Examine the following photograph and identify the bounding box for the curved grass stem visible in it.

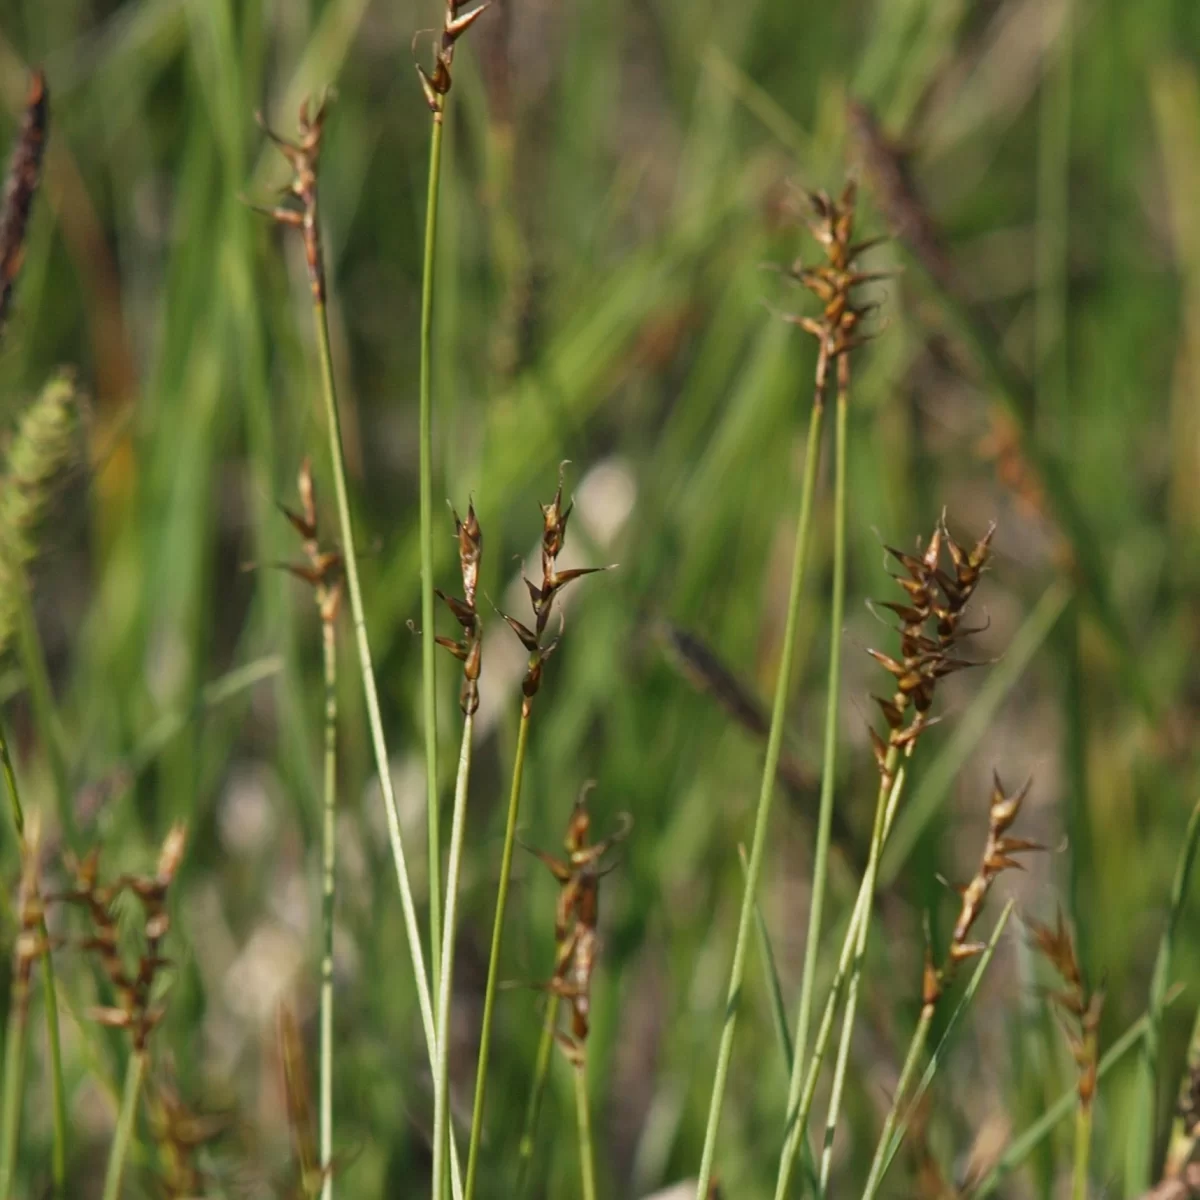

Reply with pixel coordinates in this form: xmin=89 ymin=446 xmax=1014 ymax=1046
xmin=433 ymin=710 xmax=475 ymax=1200
xmin=465 ymin=708 xmax=532 ymax=1199
xmin=516 ymin=992 xmax=560 ymax=1195
xmin=694 ymin=387 xmax=827 ymax=1199
xmin=0 ymin=974 xmax=29 ymax=1196
xmin=420 ymin=112 xmax=445 ymax=1010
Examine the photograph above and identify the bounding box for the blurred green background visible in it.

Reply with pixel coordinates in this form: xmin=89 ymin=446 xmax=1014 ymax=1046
xmin=0 ymin=0 xmax=1199 ymax=1195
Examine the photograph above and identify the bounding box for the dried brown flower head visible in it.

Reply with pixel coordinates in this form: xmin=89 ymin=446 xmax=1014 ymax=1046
xmin=415 ymin=0 xmax=491 ymax=113
xmin=0 ymin=70 xmax=48 ymax=339
xmin=435 ymin=501 xmax=483 ymax=714
xmin=278 ymin=457 xmax=343 ymax=626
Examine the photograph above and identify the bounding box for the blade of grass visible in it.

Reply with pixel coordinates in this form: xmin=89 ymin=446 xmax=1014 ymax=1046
xmin=694 ymin=391 xmax=826 ymax=1199
xmin=419 ymin=101 xmax=445 ymax=1024
xmin=516 ymin=995 xmax=560 ymax=1195
xmin=465 ymin=708 xmax=531 ymax=1200
xmin=0 ymin=728 xmax=67 ymax=1195
xmin=433 ymin=710 xmax=476 ymax=1200
xmin=0 ymin=967 xmax=30 ymax=1198
xmin=1128 ymin=799 xmax=1200 ymax=1190
xmin=738 ymin=843 xmax=792 ymax=1075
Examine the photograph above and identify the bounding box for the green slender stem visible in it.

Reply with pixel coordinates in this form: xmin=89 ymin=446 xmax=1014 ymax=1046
xmin=739 ymin=844 xmax=793 ymax=1075
xmin=0 ymin=975 xmax=30 ymax=1195
xmin=774 ymin=761 xmax=905 ymax=1200
xmin=465 ymin=708 xmax=532 ymax=1200
xmin=872 ymin=903 xmax=1014 ymax=1191
xmin=694 ymin=381 xmax=826 ymax=1200
xmin=516 ymin=994 xmax=560 ymax=1196
xmin=433 ymin=710 xmax=475 ymax=1200
xmin=14 ymin=579 xmax=73 ymax=846
xmin=867 ymin=1010 xmax=932 ymax=1196
xmin=310 ymin=296 xmax=463 ymax=1198
xmin=319 ymin=604 xmax=338 ymax=1200
xmin=1 ymin=727 xmax=67 ymax=1193
xmin=793 ymin=371 xmax=849 ymax=1085
xmin=1132 ymin=799 xmax=1200 ymax=1188
xmin=574 ymin=1056 xmax=597 ymax=1200
xmin=102 ymin=1050 xmax=146 ymax=1200
xmin=420 ymin=112 xmax=446 ymax=1011
xmin=975 ymin=1005 xmax=1171 ymax=1197
xmin=816 ymin=744 xmax=895 ymax=1194
xmin=1072 ymin=1102 xmax=1092 ymax=1200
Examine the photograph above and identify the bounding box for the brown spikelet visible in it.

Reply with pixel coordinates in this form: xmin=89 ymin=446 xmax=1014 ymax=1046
xmin=497 ymin=464 xmax=612 ymax=717
xmin=0 ymin=70 xmax=48 ymax=339
xmin=415 ymin=0 xmax=490 ymax=112
xmin=435 ymin=501 xmax=483 ymax=714
xmin=522 ymin=784 xmax=631 ymax=1054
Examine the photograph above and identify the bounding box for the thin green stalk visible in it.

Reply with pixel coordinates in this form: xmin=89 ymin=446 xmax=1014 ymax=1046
xmin=14 ymin=580 xmax=73 ymax=846
xmin=516 ymin=994 xmax=559 ymax=1194
xmin=465 ymin=708 xmax=531 ymax=1200
xmin=792 ymin=370 xmax=849 ymax=1083
xmin=0 ymin=727 xmax=67 ymax=1194
xmin=0 ymin=974 xmax=30 ymax=1196
xmin=740 ymin=844 xmax=793 ymax=1076
xmin=433 ymin=710 xmax=475 ymax=1200
xmin=574 ymin=1056 xmax=597 ymax=1200
xmin=1072 ymin=1102 xmax=1092 ymax=1200
xmin=867 ymin=903 xmax=1014 ymax=1198
xmin=774 ymin=762 xmax=906 ymax=1200
xmin=816 ymin=745 xmax=896 ymax=1194
xmin=310 ymin=297 xmax=462 ymax=1198
xmin=694 ymin=383 xmax=826 ymax=1200
xmin=1130 ymin=798 xmax=1200 ymax=1190
xmin=102 ymin=1050 xmax=147 ymax=1200
xmin=319 ymin=604 xmax=337 ymax=1200
xmin=975 ymin=1004 xmax=1174 ymax=1197
xmin=419 ymin=111 xmax=446 ymax=1011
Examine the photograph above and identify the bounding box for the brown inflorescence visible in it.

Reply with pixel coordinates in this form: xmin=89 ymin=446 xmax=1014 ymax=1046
xmin=784 ymin=180 xmax=887 ymax=407
xmin=0 ymin=70 xmax=48 ymax=338
xmin=1027 ymin=908 xmax=1104 ymax=1110
xmin=253 ymin=96 xmax=331 ymax=304
xmin=56 ymin=824 xmax=187 ymax=1052
xmin=499 ymin=464 xmax=611 ymax=719
xmin=435 ymin=502 xmax=483 ymax=715
xmin=12 ymin=825 xmax=54 ymax=1029
xmin=867 ymin=517 xmax=995 ymax=789
xmin=278 ymin=457 xmax=344 ymax=630
xmin=522 ymin=784 xmax=631 ymax=1061
xmin=146 ymin=1068 xmax=227 ymax=1200
xmin=415 ymin=0 xmax=491 ymax=115
xmin=922 ymin=773 xmax=1041 ymax=1013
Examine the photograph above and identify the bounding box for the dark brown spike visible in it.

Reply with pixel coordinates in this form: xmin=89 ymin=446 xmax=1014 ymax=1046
xmin=0 ymin=70 xmax=49 ymax=339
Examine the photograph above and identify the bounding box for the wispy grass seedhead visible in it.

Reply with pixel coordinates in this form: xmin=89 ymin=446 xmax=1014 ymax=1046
xmin=415 ymin=0 xmax=491 ymax=114
xmin=0 ymin=69 xmax=48 ymax=339
xmin=60 ymin=823 xmax=187 ymax=1052
xmin=254 ymin=95 xmax=331 ymax=304
xmin=499 ymin=465 xmax=612 ymax=715
xmin=436 ymin=502 xmax=483 ymax=715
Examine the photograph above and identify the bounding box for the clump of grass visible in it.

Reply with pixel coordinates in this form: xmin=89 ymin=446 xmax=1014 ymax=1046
xmin=775 ymin=515 xmax=994 ymax=1198
xmin=697 ymin=178 xmax=878 ymax=1200
xmin=464 ymin=465 xmax=610 ymax=1199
